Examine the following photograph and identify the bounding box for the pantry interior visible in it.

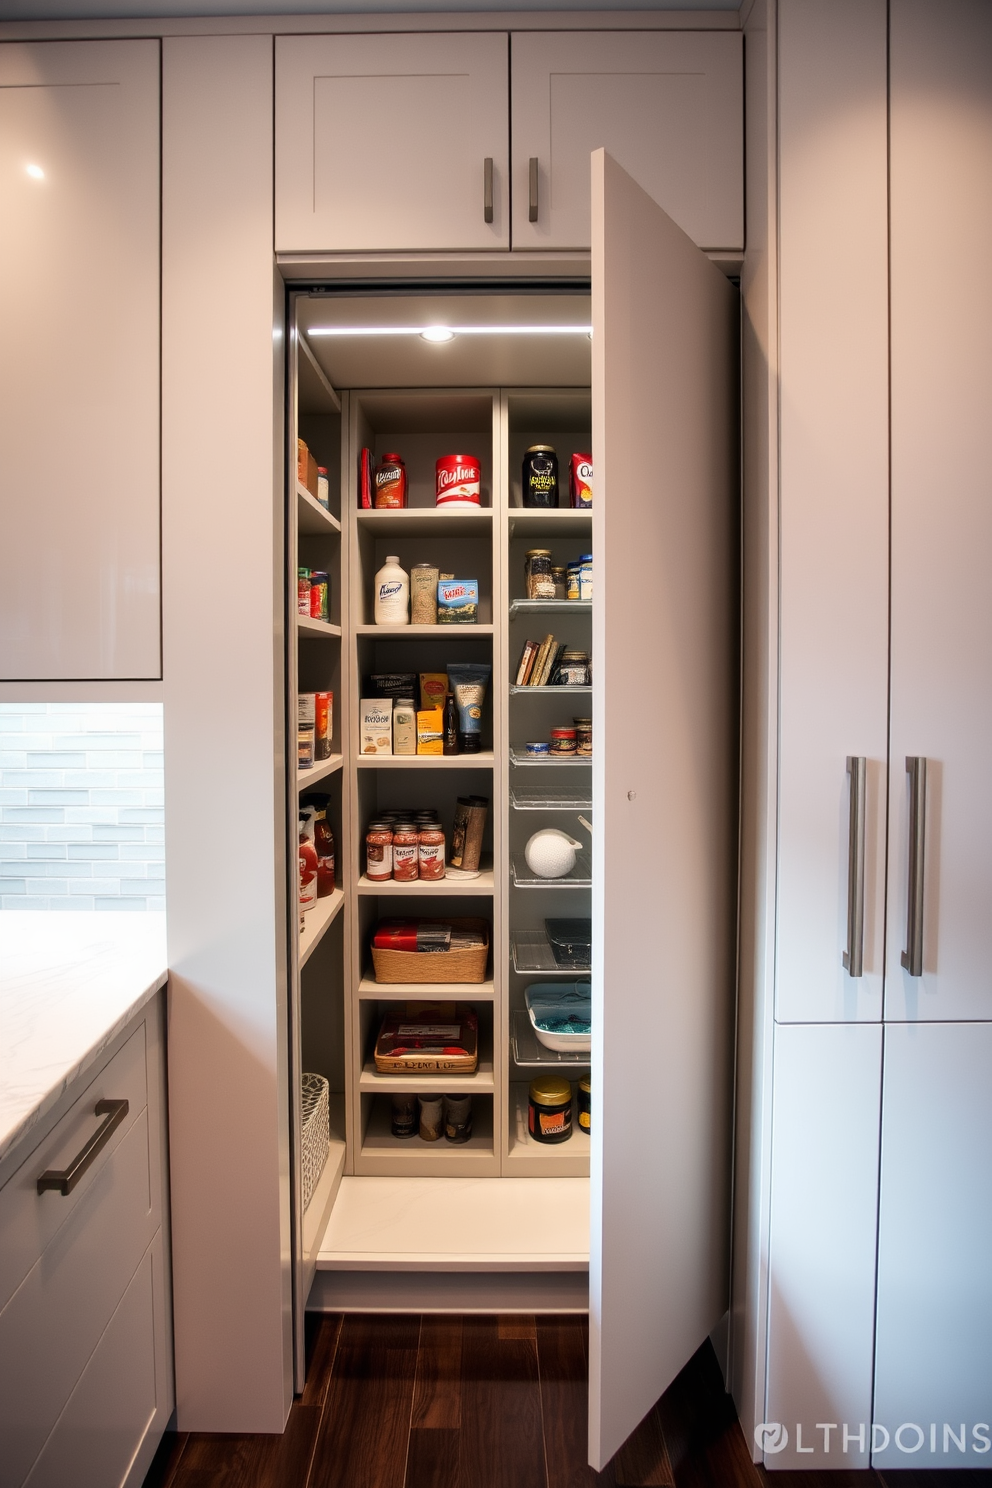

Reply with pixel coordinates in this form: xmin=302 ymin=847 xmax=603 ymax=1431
xmin=289 ymin=288 xmax=600 ymax=1340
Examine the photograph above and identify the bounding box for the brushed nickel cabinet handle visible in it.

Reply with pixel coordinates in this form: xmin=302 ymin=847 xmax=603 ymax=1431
xmin=529 ymin=157 xmax=539 ymax=222
xmin=483 ymin=157 xmax=494 ymax=224
xmin=843 ymin=756 xmax=867 ymax=977
xmin=37 ymin=1098 xmax=129 ymax=1196
xmin=900 ymin=756 xmax=928 ymax=977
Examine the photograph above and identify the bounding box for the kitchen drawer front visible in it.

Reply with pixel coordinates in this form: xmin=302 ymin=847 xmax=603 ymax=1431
xmin=0 ymin=1021 xmax=150 ymax=1314
xmin=23 ymin=1230 xmax=172 ymax=1488
xmin=0 ymin=1108 xmax=157 ymax=1488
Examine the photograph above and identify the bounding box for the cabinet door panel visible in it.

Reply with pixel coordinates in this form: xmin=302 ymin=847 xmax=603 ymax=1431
xmin=873 ymin=1023 xmax=992 ymax=1468
xmin=511 ymin=32 xmax=742 ymax=252
xmin=0 ymin=41 xmax=160 ymax=680
xmin=775 ymin=0 xmax=889 ymax=1023
xmin=588 ymin=150 xmax=737 ymax=1469
xmin=764 ymin=1023 xmax=881 ymax=1469
xmin=886 ymin=0 xmax=992 ymax=1022
xmin=275 ymin=33 xmax=509 ymax=253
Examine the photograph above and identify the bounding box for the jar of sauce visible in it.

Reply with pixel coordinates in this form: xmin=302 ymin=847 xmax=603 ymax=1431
xmin=578 ymin=1078 xmax=591 ymax=1134
xmin=418 ymin=823 xmax=446 ymax=881
xmin=310 ymin=801 xmax=335 ymax=896
xmin=528 ymin=1077 xmax=572 ymax=1143
xmin=550 ymin=727 xmax=577 ymax=756
xmin=392 ymin=821 xmax=420 ymax=882
xmin=299 ymin=813 xmax=318 ymax=911
xmin=365 ymin=821 xmax=394 ymax=882
xmin=573 ymin=718 xmax=593 ymax=757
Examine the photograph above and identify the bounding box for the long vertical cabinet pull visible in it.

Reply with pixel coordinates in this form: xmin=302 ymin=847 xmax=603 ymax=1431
xmin=483 ymin=157 xmax=494 ymax=223
xmin=843 ymin=756 xmax=867 ymax=976
xmin=528 ymin=157 xmax=539 ymax=221
xmin=900 ymin=756 xmax=928 ymax=976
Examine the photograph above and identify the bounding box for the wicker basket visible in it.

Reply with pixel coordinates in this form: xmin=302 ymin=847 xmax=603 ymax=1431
xmin=370 ymin=916 xmax=490 ymax=985
xmin=300 ymin=1073 xmax=330 ymax=1211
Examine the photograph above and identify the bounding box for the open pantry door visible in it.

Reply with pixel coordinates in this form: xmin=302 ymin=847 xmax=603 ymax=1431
xmin=588 ymin=149 xmax=738 ymax=1469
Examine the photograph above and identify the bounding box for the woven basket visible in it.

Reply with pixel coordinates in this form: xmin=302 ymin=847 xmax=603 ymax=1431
xmin=370 ymin=916 xmax=490 ymax=985
xmin=301 ymin=1073 xmax=330 ymax=1212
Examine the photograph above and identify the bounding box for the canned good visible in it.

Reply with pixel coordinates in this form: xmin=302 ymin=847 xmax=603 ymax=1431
xmin=550 ymin=728 xmax=577 ymax=755
xmin=365 ymin=820 xmax=394 ymax=882
xmin=578 ymin=1078 xmax=591 ymax=1133
xmin=410 ymin=563 xmax=439 ymax=625
xmin=578 ymin=555 xmax=593 ymax=603
xmin=566 ymin=563 xmax=582 ymax=602
xmin=309 ymin=571 xmax=329 ymax=622
xmin=525 ymin=740 xmax=551 ymax=757
xmin=573 ymin=718 xmax=592 ymax=757
xmin=314 ymin=691 xmax=333 ymax=759
xmin=392 ymin=821 xmax=420 ymax=881
xmin=522 ymin=445 xmax=558 ymax=509
xmin=436 ymin=453 xmax=481 ymax=509
xmin=528 ymin=1076 xmax=572 ymax=1143
xmin=374 ymin=453 xmax=407 ymax=509
xmin=298 ymin=568 xmax=311 ymax=616
xmin=316 ymin=466 xmax=330 ymax=509
xmin=560 ymin=650 xmax=590 ymax=686
xmin=418 ymin=824 xmax=446 ymax=881
xmin=525 ymin=549 xmax=555 ymax=600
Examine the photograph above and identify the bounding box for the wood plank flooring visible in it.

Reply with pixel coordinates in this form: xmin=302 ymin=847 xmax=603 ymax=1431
xmin=143 ymin=1314 xmax=992 ymax=1488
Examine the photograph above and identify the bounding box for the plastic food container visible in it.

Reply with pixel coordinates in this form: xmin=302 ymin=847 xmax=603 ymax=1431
xmin=525 ymin=741 xmax=550 ymax=756
xmin=525 ymin=983 xmax=592 ymax=1053
xmin=545 ymin=918 xmax=592 ymax=970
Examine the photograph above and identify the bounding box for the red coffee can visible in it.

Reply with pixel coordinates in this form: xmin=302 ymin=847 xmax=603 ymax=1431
xmin=436 ymin=454 xmax=481 ymax=509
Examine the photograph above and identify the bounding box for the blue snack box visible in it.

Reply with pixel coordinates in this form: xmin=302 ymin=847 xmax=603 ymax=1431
xmin=437 ymin=579 xmax=479 ymax=624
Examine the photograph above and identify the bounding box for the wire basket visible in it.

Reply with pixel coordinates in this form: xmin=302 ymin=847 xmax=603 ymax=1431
xmin=301 ymin=1073 xmax=330 ymax=1212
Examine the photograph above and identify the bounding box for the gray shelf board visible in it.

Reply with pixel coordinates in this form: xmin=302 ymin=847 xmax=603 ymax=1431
xmin=511 ymin=853 xmax=592 ymax=889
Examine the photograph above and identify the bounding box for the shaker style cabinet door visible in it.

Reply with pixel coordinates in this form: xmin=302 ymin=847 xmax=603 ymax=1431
xmin=885 ymin=0 xmax=992 ymax=1022
xmin=774 ymin=0 xmax=889 ymax=1024
xmin=872 ymin=1023 xmax=992 ymax=1469
xmin=275 ymin=34 xmax=509 ymax=253
xmin=0 ymin=41 xmax=161 ymax=680
xmin=510 ymin=32 xmax=742 ymax=253
xmin=588 ymin=150 xmax=737 ymax=1470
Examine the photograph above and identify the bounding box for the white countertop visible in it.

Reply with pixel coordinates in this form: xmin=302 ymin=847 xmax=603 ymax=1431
xmin=0 ymin=912 xmax=167 ymax=1167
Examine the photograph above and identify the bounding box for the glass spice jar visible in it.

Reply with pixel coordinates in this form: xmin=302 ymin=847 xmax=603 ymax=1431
xmin=525 ymin=549 xmax=555 ymax=600
xmin=365 ymin=820 xmax=394 ymax=882
xmin=528 ymin=1076 xmax=572 ymax=1143
xmin=417 ymin=822 xmax=446 ymax=881
xmin=551 ymin=565 xmax=567 ymax=600
xmin=392 ymin=820 xmax=420 ymax=881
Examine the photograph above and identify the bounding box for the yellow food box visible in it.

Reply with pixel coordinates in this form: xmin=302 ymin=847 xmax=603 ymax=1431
xmin=417 ymin=707 xmax=443 ymax=755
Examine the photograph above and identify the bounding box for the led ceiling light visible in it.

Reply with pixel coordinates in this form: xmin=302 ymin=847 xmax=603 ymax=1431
xmin=25 ymin=164 xmax=44 ymax=180
xmin=308 ymin=324 xmax=592 ymax=338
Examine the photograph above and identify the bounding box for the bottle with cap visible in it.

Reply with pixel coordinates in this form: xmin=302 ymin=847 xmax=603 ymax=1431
xmin=374 ymin=555 xmax=409 ymax=625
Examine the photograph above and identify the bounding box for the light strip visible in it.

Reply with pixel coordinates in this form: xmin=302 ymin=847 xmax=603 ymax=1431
xmin=307 ymin=324 xmax=593 ymax=337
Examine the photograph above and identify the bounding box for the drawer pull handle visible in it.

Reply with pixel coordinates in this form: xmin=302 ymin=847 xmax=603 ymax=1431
xmin=483 ymin=157 xmax=494 ymax=223
xmin=529 ymin=157 xmax=539 ymax=222
xmin=37 ymin=1099 xmax=129 ymax=1196
xmin=843 ymin=755 xmax=867 ymax=977
xmin=900 ymin=756 xmax=928 ymax=977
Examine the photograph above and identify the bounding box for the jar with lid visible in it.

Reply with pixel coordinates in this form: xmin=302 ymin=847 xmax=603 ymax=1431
xmin=578 ymin=554 xmax=593 ymax=602
xmin=417 ymin=823 xmax=446 ymax=881
xmin=522 ymin=446 xmax=558 ymax=508
xmin=374 ymin=452 xmax=407 ymax=509
xmin=525 ymin=549 xmax=555 ymax=600
xmin=308 ymin=570 xmax=329 ymax=622
xmin=573 ymin=718 xmax=593 ymax=757
xmin=392 ymin=821 xmax=420 ymax=882
xmin=550 ymin=727 xmax=577 ymax=756
xmin=528 ymin=1077 xmax=572 ymax=1143
xmin=410 ymin=563 xmax=439 ymax=625
xmin=577 ymin=1078 xmax=591 ymax=1134
xmin=551 ymin=565 xmax=567 ymax=600
xmin=560 ymin=651 xmax=590 ymax=686
xmin=566 ymin=563 xmax=582 ymax=601
xmin=365 ymin=821 xmax=394 ymax=882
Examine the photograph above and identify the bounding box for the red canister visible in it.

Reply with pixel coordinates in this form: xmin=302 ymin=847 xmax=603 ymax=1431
xmin=435 ymin=454 xmax=481 ymax=510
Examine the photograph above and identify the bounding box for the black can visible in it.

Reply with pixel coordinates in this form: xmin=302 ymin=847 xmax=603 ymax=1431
xmin=523 ymin=445 xmax=559 ymax=508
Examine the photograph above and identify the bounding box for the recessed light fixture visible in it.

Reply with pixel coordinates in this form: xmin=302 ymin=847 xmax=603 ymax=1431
xmin=25 ymin=164 xmax=44 ymax=180
xmin=308 ymin=324 xmax=593 ymax=338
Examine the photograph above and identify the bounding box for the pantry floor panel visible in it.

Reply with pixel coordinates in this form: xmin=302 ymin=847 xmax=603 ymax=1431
xmin=315 ymin=1176 xmax=589 ymax=1270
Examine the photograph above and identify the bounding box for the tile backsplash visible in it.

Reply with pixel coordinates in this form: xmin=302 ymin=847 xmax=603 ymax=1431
xmin=0 ymin=703 xmax=164 ymax=911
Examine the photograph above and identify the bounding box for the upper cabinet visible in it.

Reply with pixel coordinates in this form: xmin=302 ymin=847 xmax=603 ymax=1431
xmin=0 ymin=40 xmax=161 ymax=681
xmin=275 ymin=33 xmax=510 ymax=253
xmin=274 ymin=29 xmax=743 ymax=257
xmin=510 ymin=32 xmax=743 ymax=253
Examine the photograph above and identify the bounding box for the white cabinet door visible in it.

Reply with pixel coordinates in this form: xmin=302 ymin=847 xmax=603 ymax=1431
xmin=764 ymin=1023 xmax=881 ymax=1470
xmin=775 ymin=0 xmax=889 ymax=1024
xmin=588 ymin=150 xmax=737 ymax=1469
xmin=275 ymin=33 xmax=509 ymax=253
xmin=885 ymin=0 xmax=992 ymax=1022
xmin=510 ymin=32 xmax=742 ymax=253
xmin=0 ymin=41 xmax=160 ymax=681
xmin=872 ymin=1022 xmax=992 ymax=1469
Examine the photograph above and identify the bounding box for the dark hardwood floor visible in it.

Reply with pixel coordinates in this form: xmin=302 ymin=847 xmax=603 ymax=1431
xmin=143 ymin=1314 xmax=992 ymax=1488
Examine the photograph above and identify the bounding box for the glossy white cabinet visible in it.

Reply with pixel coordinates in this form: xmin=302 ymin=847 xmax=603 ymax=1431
xmin=0 ymin=40 xmax=160 ymax=681
xmin=0 ymin=996 xmax=172 ymax=1488
xmin=275 ymin=33 xmax=509 ymax=253
xmin=510 ymin=32 xmax=742 ymax=253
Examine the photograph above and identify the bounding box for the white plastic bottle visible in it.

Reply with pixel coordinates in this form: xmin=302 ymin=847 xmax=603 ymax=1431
xmin=374 ymin=554 xmax=409 ymax=625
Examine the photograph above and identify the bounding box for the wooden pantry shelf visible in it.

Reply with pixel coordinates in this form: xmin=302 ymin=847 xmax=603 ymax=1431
xmin=297 ymin=483 xmax=341 ymax=535
xmin=299 ymin=888 xmax=345 ymax=967
xmin=298 ymin=754 xmax=344 ymax=790
xmin=298 ymin=615 xmax=342 ymax=639
xmin=356 ymin=752 xmax=495 ymax=769
xmin=356 ymin=623 xmax=493 ymax=637
xmin=356 ymin=508 xmax=493 ymax=539
xmin=357 ymin=864 xmax=494 ymax=896
xmin=359 ymin=1056 xmax=494 ymax=1095
xmin=357 ymin=976 xmax=496 ymax=1002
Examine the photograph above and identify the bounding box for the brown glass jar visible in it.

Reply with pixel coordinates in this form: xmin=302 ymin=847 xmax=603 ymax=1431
xmin=528 ymin=1077 xmax=572 ymax=1143
xmin=365 ymin=820 xmax=393 ymax=882
xmin=573 ymin=718 xmax=593 ymax=757
xmin=417 ymin=823 xmax=446 ymax=881
xmin=392 ymin=821 xmax=420 ymax=881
